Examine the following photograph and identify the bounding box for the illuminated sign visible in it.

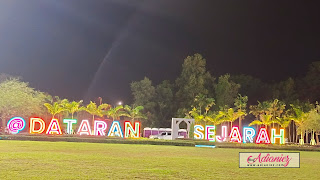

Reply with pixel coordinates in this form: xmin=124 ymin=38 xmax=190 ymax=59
xmin=194 ymin=125 xmax=285 ymax=144
xmin=6 ymin=117 xmax=140 ymax=138
xmin=5 ymin=116 xmax=285 ymax=144
xmin=7 ymin=117 xmax=26 ymax=134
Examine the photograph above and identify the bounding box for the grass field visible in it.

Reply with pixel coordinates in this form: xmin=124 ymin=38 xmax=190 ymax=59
xmin=0 ymin=141 xmax=319 ymax=179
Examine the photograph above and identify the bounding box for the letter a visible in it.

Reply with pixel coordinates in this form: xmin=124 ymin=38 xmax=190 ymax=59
xmin=108 ymin=121 xmax=123 ymax=138
xmin=229 ymin=127 xmax=242 ymax=143
xmin=77 ymin=120 xmax=92 ymax=135
xmin=46 ymin=119 xmax=62 ymax=135
xmin=256 ymin=128 xmax=270 ymax=144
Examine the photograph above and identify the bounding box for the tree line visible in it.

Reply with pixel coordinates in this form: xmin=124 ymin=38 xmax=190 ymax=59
xmin=0 ymin=76 xmax=146 ymax=134
xmin=130 ymin=54 xmax=320 ymax=144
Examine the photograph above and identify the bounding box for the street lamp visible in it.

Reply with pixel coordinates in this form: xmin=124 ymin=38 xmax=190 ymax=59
xmin=118 ymin=101 xmax=122 ymax=106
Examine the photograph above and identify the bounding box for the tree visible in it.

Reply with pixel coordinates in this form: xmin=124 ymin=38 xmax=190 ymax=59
xmin=304 ymin=104 xmax=320 ymax=145
xmin=250 ymin=101 xmax=271 ymax=117
xmin=0 ymin=73 xmax=18 ymax=83
xmin=131 ymin=77 xmax=156 ymax=109
xmin=205 ymin=111 xmax=224 ymax=126
xmin=85 ymin=101 xmax=109 ymax=125
xmin=268 ymin=99 xmax=286 ymax=128
xmin=123 ymin=105 xmax=146 ymax=123
xmin=274 ymin=78 xmax=298 ymax=104
xmin=175 ymin=54 xmax=214 ymax=116
xmin=44 ymin=102 xmax=65 ymax=118
xmin=290 ymin=105 xmax=309 ymax=145
xmin=189 ymin=94 xmax=215 ymax=125
xmin=230 ymin=74 xmax=268 ymax=103
xmin=131 ymin=77 xmax=156 ymax=126
xmin=219 ymin=108 xmax=246 ymax=128
xmin=105 ymin=105 xmax=126 ymax=121
xmin=153 ymin=80 xmax=174 ymax=127
xmin=0 ymin=78 xmax=47 ymax=133
xmin=234 ymin=94 xmax=248 ymax=130
xmin=297 ymin=61 xmax=320 ymax=103
xmin=193 ymin=94 xmax=215 ymax=116
xmin=65 ymin=100 xmax=85 ymax=119
xmin=249 ymin=114 xmax=272 ymax=130
xmin=215 ymin=74 xmax=240 ymax=108
xmin=276 ymin=111 xmax=292 ymax=143
xmin=189 ymin=107 xmax=205 ymax=125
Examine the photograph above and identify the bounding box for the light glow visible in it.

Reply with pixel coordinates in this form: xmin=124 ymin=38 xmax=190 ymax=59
xmin=205 ymin=125 xmax=215 ymax=142
xmin=229 ymin=126 xmax=242 ymax=143
xmin=94 ymin=120 xmax=108 ymax=136
xmin=243 ymin=127 xmax=256 ymax=143
xmin=271 ymin=128 xmax=285 ymax=144
xmin=7 ymin=117 xmax=26 ymax=134
xmin=46 ymin=119 xmax=62 ymax=135
xmin=107 ymin=121 xmax=123 ymax=137
xmin=63 ymin=119 xmax=77 ymax=134
xmin=194 ymin=125 xmax=204 ymax=139
xmin=255 ymin=128 xmax=270 ymax=144
xmin=216 ymin=126 xmax=227 ymax=142
xmin=124 ymin=121 xmax=140 ymax=138
xmin=77 ymin=120 xmax=92 ymax=135
xmin=30 ymin=117 xmax=45 ymax=134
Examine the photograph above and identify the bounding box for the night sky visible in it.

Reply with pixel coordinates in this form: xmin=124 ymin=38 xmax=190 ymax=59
xmin=0 ymin=0 xmax=319 ymax=105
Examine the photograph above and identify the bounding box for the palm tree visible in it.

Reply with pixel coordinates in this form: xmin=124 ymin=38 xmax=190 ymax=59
xmin=277 ymin=115 xmax=291 ymax=143
xmin=219 ymin=108 xmax=246 ymax=128
xmin=44 ymin=101 xmax=66 ymax=118
xmin=250 ymin=101 xmax=271 ymax=117
xmin=290 ymin=105 xmax=309 ymax=145
xmin=193 ymin=94 xmax=215 ymax=116
xmin=57 ymin=98 xmax=70 ymax=120
xmin=123 ymin=105 xmax=146 ymax=123
xmin=105 ymin=105 xmax=126 ymax=121
xmin=189 ymin=107 xmax=205 ymax=125
xmin=65 ymin=100 xmax=85 ymax=119
xmin=204 ymin=111 xmax=224 ymax=126
xmin=249 ymin=114 xmax=272 ymax=130
xmin=189 ymin=95 xmax=215 ymax=126
xmin=268 ymin=99 xmax=286 ymax=128
xmin=85 ymin=101 xmax=110 ymax=125
xmin=234 ymin=94 xmax=248 ymax=130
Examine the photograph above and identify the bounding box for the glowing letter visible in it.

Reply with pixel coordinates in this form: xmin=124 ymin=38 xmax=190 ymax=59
xmin=255 ymin=128 xmax=270 ymax=144
xmin=124 ymin=121 xmax=140 ymax=138
xmin=216 ymin=126 xmax=227 ymax=142
xmin=46 ymin=119 xmax=62 ymax=135
xmin=108 ymin=121 xmax=123 ymax=138
xmin=205 ymin=125 xmax=215 ymax=142
xmin=243 ymin=127 xmax=256 ymax=143
xmin=7 ymin=117 xmax=26 ymax=134
xmin=94 ymin=120 xmax=108 ymax=136
xmin=229 ymin=127 xmax=242 ymax=143
xmin=194 ymin=125 xmax=204 ymax=139
xmin=30 ymin=118 xmax=45 ymax=134
xmin=63 ymin=119 xmax=77 ymax=134
xmin=77 ymin=120 xmax=92 ymax=135
xmin=271 ymin=128 xmax=285 ymax=144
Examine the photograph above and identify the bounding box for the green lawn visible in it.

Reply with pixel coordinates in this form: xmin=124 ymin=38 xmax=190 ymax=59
xmin=0 ymin=141 xmax=319 ymax=179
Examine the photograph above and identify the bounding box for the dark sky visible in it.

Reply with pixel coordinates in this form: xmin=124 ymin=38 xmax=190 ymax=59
xmin=0 ymin=0 xmax=319 ymax=105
